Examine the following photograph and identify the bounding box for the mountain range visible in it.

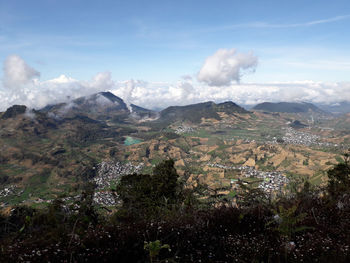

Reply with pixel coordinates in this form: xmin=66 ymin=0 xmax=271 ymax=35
xmin=4 ymin=92 xmax=349 ymax=125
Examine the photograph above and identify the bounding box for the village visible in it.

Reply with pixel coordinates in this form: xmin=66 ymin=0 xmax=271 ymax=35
xmin=92 ymin=161 xmax=144 ymax=206
xmin=262 ymin=127 xmax=338 ymax=147
xmin=174 ymin=125 xmax=195 ymax=134
xmin=207 ymin=163 xmax=288 ymax=194
xmin=282 ymin=127 xmax=322 ymax=146
xmin=93 ymin=161 xmax=144 ymax=189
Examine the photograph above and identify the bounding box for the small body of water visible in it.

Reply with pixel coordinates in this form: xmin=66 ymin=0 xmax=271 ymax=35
xmin=124 ymin=136 xmax=142 ymax=146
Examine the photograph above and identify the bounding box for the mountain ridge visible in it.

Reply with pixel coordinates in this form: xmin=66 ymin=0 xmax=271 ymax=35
xmin=158 ymin=100 xmax=248 ymax=124
xmin=253 ymin=101 xmax=326 ymax=114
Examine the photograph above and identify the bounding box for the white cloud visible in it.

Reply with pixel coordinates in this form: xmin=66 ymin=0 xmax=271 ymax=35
xmin=197 ymin=48 xmax=258 ymax=86
xmin=3 ymin=55 xmax=40 ymax=90
xmin=88 ymin=72 xmax=115 ymax=91
xmin=47 ymin=74 xmax=76 ymax=84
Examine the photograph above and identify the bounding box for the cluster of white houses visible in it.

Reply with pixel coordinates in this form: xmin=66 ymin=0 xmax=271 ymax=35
xmin=94 ymin=161 xmax=144 ymax=189
xmin=207 ymin=163 xmax=288 ymax=194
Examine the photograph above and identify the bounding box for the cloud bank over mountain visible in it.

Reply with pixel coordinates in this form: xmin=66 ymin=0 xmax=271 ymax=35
xmin=0 ymin=55 xmax=115 ymax=110
xmin=0 ymin=53 xmax=348 ymax=111
xmin=110 ymin=80 xmax=350 ymax=110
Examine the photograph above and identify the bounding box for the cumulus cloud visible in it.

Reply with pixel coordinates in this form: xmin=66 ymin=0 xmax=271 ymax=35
xmin=3 ymin=55 xmax=40 ymax=90
xmin=197 ymin=48 xmax=258 ymax=86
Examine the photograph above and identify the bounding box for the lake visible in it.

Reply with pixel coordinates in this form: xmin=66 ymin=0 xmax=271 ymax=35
xmin=124 ymin=136 xmax=142 ymax=146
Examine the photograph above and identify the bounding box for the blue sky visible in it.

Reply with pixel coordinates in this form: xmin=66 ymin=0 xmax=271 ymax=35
xmin=0 ymin=0 xmax=350 ymax=109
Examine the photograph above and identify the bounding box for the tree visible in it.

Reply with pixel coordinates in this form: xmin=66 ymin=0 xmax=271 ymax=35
xmin=116 ymin=173 xmax=155 ymax=218
xmin=75 ymin=182 xmax=99 ymax=226
xmin=237 ymin=182 xmax=269 ymax=208
xmin=116 ymin=159 xmax=184 ymax=219
xmin=327 ymin=150 xmax=350 ymax=197
xmin=152 ymin=159 xmax=181 ymax=205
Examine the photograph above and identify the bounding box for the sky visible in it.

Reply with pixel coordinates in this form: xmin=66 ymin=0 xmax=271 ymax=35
xmin=1 ymin=0 xmax=350 ymax=110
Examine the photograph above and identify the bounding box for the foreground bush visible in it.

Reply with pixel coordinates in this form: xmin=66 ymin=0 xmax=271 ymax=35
xmin=1 ymin=196 xmax=350 ymax=262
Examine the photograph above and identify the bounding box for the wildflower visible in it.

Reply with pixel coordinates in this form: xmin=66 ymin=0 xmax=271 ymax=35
xmin=286 ymin=241 xmax=296 ymax=251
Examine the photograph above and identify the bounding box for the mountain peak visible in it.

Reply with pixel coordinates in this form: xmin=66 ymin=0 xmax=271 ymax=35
xmin=38 ymin=91 xmax=158 ymax=123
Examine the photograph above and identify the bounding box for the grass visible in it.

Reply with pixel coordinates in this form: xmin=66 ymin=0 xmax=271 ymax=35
xmin=258 ymin=164 xmax=275 ymax=172
xmin=0 ymin=163 xmax=28 ymax=176
xmin=141 ymin=166 xmax=153 ymax=174
xmin=3 ymin=184 xmax=54 ymax=205
xmin=310 ymin=170 xmax=326 ymax=185
xmin=28 ymin=171 xmax=51 ymax=185
xmin=2 ymin=169 xmax=74 ymax=204
xmin=227 ymin=190 xmax=237 ymax=198
xmin=279 ymin=158 xmax=292 ymax=168
xmin=151 ymin=158 xmax=162 ymax=166
xmin=207 ymin=137 xmax=225 ymax=146
xmin=175 ymin=138 xmax=191 ymax=153
xmin=335 ymin=155 xmax=344 ymax=164
xmin=208 ymin=149 xmax=228 ymax=160
xmin=235 ymin=177 xmax=264 ymax=189
xmin=184 ymin=129 xmax=211 ymax=138
xmin=224 ymin=169 xmax=240 ymax=179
